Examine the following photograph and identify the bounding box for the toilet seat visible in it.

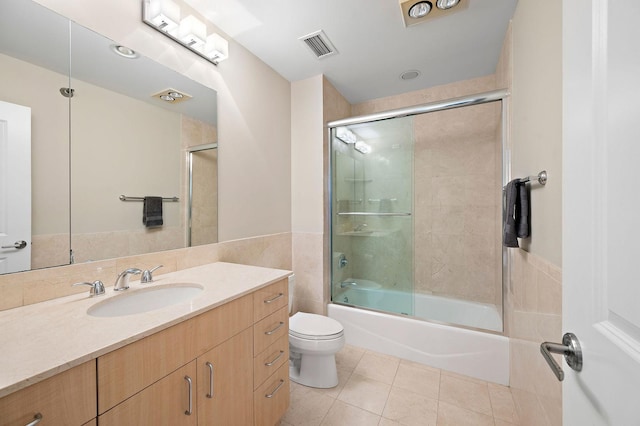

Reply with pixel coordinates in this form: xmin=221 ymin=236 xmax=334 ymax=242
xmin=289 ymin=312 xmax=344 ymax=341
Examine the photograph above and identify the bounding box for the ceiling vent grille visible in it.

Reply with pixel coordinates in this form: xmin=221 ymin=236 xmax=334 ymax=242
xmin=299 ymin=30 xmax=338 ymax=59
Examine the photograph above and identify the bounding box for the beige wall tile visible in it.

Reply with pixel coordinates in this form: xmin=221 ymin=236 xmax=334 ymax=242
xmin=1 ymin=233 xmax=291 ymax=310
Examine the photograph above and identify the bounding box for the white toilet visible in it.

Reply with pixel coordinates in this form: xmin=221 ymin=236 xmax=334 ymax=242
xmin=288 ymin=276 xmax=345 ymax=388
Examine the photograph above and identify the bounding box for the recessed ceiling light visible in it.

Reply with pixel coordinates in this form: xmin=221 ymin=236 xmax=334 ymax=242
xmin=167 ymin=91 xmax=184 ymax=99
xmin=110 ymin=44 xmax=139 ymax=59
xmin=408 ymin=1 xmax=432 ymax=19
xmin=160 ymin=94 xmax=175 ymax=102
xmin=436 ymin=0 xmax=460 ymax=10
xmin=400 ymin=70 xmax=421 ymax=80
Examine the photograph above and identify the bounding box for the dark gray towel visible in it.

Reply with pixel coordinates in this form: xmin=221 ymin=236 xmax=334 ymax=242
xmin=143 ymin=196 xmax=163 ymax=228
xmin=503 ymin=179 xmax=531 ymax=247
xmin=517 ymin=181 xmax=530 ymax=238
xmin=503 ymin=180 xmax=519 ymax=247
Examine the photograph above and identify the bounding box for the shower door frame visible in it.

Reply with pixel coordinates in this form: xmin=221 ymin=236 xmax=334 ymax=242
xmin=327 ymin=88 xmax=511 ymax=334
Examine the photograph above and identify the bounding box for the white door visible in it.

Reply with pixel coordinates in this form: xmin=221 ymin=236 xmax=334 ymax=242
xmin=563 ymin=0 xmax=640 ymax=424
xmin=0 ymin=101 xmax=31 ymax=274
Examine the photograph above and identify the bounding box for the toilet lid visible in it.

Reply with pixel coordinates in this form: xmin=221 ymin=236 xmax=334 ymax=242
xmin=289 ymin=312 xmax=344 ymax=340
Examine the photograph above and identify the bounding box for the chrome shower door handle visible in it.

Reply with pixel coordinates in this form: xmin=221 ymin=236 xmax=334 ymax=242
xmin=2 ymin=240 xmax=27 ymax=249
xmin=540 ymin=332 xmax=583 ymax=381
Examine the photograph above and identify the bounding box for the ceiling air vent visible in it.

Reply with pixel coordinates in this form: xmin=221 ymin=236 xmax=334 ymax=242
xmin=299 ymin=30 xmax=338 ymax=59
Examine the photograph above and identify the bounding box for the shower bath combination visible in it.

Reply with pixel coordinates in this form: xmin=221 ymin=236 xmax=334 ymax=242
xmin=328 ymin=89 xmax=510 ymax=384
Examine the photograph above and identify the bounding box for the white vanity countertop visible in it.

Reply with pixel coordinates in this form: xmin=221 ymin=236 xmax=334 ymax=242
xmin=0 ymin=262 xmax=291 ymax=398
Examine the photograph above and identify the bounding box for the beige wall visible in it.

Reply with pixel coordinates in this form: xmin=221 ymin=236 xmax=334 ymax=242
xmin=504 ymin=0 xmax=563 ymax=423
xmin=33 ymin=0 xmax=292 ymax=242
xmin=291 ymin=76 xmax=324 ymax=234
xmin=511 ymin=0 xmax=563 ymax=267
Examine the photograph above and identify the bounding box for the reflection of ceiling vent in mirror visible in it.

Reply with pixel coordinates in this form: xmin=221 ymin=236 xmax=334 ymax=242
xmin=299 ymin=30 xmax=338 ymax=59
xmin=151 ymin=88 xmax=192 ymax=104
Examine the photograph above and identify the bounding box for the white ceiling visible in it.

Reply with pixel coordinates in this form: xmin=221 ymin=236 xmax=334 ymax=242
xmin=186 ymin=0 xmax=518 ymax=103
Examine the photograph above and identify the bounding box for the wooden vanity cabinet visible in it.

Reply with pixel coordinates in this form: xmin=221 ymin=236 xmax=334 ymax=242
xmin=0 ymin=361 xmax=96 ymax=426
xmin=96 ymin=279 xmax=290 ymax=426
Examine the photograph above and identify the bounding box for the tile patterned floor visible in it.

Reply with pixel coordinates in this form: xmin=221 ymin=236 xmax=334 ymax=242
xmin=281 ymin=345 xmax=519 ymax=426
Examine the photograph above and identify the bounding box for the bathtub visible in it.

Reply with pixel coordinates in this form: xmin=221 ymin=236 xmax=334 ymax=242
xmin=328 ymin=296 xmax=509 ymax=385
xmin=334 ymin=286 xmax=502 ymax=332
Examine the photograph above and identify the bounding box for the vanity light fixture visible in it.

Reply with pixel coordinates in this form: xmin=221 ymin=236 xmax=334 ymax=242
xmin=142 ymin=0 xmax=229 ymax=65
xmin=336 ymin=127 xmax=357 ymax=144
xmin=354 ymin=141 xmax=372 ymax=155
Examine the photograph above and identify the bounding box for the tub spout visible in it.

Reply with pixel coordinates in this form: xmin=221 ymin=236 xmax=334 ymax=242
xmin=340 ymin=281 xmax=358 ymax=288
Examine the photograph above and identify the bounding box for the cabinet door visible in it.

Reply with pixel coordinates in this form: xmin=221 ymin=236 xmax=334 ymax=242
xmin=98 ymin=361 xmax=197 ymax=426
xmin=197 ymin=327 xmax=253 ymax=425
xmin=0 ymin=361 xmax=96 ymax=426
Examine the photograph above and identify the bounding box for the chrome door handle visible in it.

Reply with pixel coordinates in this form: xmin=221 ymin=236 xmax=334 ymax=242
xmin=540 ymin=332 xmax=583 ymax=381
xmin=2 ymin=240 xmax=27 ymax=249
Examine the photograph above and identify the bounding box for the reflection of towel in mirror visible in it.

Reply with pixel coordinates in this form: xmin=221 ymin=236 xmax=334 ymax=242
xmin=503 ymin=179 xmax=530 ymax=247
xmin=143 ymin=196 xmax=163 ymax=228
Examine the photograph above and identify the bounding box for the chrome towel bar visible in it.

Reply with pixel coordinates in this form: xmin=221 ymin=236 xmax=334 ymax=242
xmin=119 ymin=195 xmax=179 ymax=202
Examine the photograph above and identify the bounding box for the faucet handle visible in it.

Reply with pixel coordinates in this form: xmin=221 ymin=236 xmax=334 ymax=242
xmin=141 ymin=265 xmax=163 ymax=283
xmin=72 ymin=280 xmax=106 ymax=297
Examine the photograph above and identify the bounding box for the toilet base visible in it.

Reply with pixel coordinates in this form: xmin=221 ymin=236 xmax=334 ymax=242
xmin=289 ymin=352 xmax=339 ymax=388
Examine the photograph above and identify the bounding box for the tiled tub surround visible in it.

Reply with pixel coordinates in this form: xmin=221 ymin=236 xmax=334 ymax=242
xmin=0 ymin=261 xmax=291 ymax=398
xmin=506 ymin=250 xmax=562 ymax=426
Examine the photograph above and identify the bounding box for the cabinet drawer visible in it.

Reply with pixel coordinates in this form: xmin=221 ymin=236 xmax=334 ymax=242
xmin=194 ymin=293 xmax=253 ymax=355
xmin=0 ymin=361 xmax=96 ymax=426
xmin=254 ymin=306 xmax=289 ymax=355
xmin=99 ymin=361 xmax=197 ymax=426
xmin=254 ymin=363 xmax=290 ymax=426
xmin=254 ymin=334 xmax=289 ymax=390
xmin=253 ymin=278 xmax=288 ymax=322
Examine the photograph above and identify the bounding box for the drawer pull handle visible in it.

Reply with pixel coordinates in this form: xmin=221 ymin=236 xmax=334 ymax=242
xmin=26 ymin=413 xmax=42 ymax=426
xmin=184 ymin=375 xmax=193 ymax=415
xmin=264 ymin=321 xmax=284 ymax=335
xmin=265 ymin=350 xmax=285 ymax=367
xmin=265 ymin=379 xmax=285 ymax=399
xmin=206 ymin=361 xmax=214 ymax=398
xmin=264 ymin=293 xmax=284 ymax=304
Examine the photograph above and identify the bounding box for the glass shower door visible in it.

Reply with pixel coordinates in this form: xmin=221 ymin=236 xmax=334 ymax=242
xmin=331 ymin=117 xmax=414 ymax=316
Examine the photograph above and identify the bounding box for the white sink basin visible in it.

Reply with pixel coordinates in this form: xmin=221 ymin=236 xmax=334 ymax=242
xmin=87 ymin=283 xmax=203 ymax=317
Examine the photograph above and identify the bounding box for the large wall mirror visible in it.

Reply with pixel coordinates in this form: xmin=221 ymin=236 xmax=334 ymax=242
xmin=0 ymin=0 xmax=218 ymax=275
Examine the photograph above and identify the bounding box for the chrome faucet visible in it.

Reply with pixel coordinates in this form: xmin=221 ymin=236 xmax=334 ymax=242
xmin=114 ymin=268 xmax=142 ymax=291
xmin=340 ymin=280 xmax=358 ymax=289
xmin=141 ymin=265 xmax=163 ymax=283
